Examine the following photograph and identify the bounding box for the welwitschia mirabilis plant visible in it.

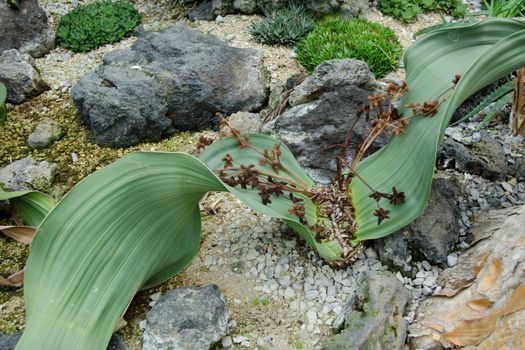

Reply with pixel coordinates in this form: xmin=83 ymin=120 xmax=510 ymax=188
xmin=9 ymin=18 xmax=525 ymax=350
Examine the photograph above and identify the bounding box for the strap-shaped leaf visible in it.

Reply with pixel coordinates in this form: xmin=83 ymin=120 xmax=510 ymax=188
xmin=202 ymin=133 xmax=343 ymax=261
xmin=0 ymin=188 xmax=55 ymax=226
xmin=17 ymin=152 xmax=226 ymax=349
xmin=350 ymin=18 xmax=525 ymax=241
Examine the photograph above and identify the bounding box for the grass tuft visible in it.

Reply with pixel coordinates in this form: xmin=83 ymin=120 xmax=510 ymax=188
xmin=296 ymin=18 xmax=403 ymax=78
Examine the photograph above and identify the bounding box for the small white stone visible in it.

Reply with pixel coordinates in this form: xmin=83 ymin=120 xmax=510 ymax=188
xmin=233 ymin=336 xmax=249 ymax=344
xmin=412 ymin=288 xmax=422 ymax=299
xmin=501 ymin=182 xmax=514 ymax=193
xmin=222 ymin=336 xmax=233 ymax=348
xmin=306 ymin=309 xmax=317 ymax=325
xmin=257 ymin=336 xmax=272 ymax=346
xmin=447 ymin=252 xmax=459 ymax=267
xmin=215 ymin=15 xmax=225 ymax=24
xmin=412 ymin=278 xmax=424 ymax=286
xmin=138 ymin=319 xmax=147 ymax=329
xmin=246 ymin=249 xmax=258 ymax=260
xmin=284 ymin=287 xmax=295 ymax=299
xmin=305 ymin=289 xmax=319 ymax=300
xmin=395 ymin=272 xmax=404 ymax=283
xmin=364 ymin=247 xmax=378 ymax=259
xmin=149 ymin=292 xmax=161 ymax=301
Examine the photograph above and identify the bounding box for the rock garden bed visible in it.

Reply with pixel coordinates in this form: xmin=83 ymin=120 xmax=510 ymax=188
xmin=1 ymin=0 xmax=524 ymax=350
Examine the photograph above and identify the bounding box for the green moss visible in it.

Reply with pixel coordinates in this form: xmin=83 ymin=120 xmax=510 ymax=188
xmin=0 ymin=92 xmax=197 ymax=195
xmin=0 ymin=295 xmax=25 ymax=334
xmin=296 ymin=18 xmax=403 ymax=78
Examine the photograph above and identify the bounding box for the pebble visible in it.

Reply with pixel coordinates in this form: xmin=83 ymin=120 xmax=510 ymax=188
xmin=306 ymin=309 xmax=317 ymax=325
xmin=215 ymin=15 xmax=225 ymax=24
xmin=222 ymin=336 xmax=233 ymax=348
xmin=233 ymin=336 xmax=250 ymax=344
xmin=421 ymin=260 xmax=431 ymax=271
xmin=447 ymin=253 xmax=459 ymax=267
xmin=364 ymin=247 xmax=378 ymax=259
xmin=501 ymin=181 xmax=513 ymax=193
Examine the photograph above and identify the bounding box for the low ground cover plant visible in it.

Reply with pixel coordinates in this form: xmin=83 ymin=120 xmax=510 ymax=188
xmin=296 ymin=18 xmax=402 ymax=78
xmin=56 ymin=1 xmax=141 ymax=52
xmin=380 ymin=0 xmax=466 ymax=23
xmin=249 ymin=3 xmax=314 ymax=46
xmin=2 ymin=18 xmax=525 ymax=350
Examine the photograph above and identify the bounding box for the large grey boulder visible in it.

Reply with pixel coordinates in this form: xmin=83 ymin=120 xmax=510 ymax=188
xmin=440 ymin=131 xmax=508 ymax=181
xmin=71 ymin=66 xmax=171 ymax=147
xmin=72 ymin=25 xmax=268 ymax=147
xmin=324 ymin=271 xmax=410 ymax=350
xmin=0 ymin=0 xmax=54 ymax=58
xmin=288 ymin=59 xmax=378 ymax=107
xmin=262 ymin=59 xmax=385 ymax=182
xmin=0 ymin=49 xmax=49 ymax=104
xmin=0 ymin=157 xmax=58 ymax=192
xmin=142 ymin=285 xmax=229 ymax=350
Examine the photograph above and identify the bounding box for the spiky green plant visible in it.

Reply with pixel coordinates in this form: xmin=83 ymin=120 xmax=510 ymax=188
xmin=4 ymin=18 xmax=525 ymax=350
xmin=481 ymin=0 xmax=525 ymax=17
xmin=249 ymin=4 xmax=314 ymax=46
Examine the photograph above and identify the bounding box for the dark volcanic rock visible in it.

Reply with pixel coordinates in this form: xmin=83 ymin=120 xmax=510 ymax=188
xmin=406 ymin=178 xmax=462 ymax=265
xmin=72 ymin=25 xmax=267 ymax=147
xmin=71 ymin=66 xmax=171 ymax=147
xmin=0 ymin=0 xmax=54 ymax=58
xmin=375 ymin=177 xmax=462 ymax=268
xmin=440 ymin=132 xmax=508 ymax=180
xmin=142 ymin=285 xmax=228 ymax=350
xmin=262 ymin=59 xmax=385 ymax=182
xmin=0 ymin=49 xmax=49 ymax=104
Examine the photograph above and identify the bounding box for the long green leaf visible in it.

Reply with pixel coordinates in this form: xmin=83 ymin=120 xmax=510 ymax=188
xmin=202 ymin=133 xmax=343 ymax=261
xmin=350 ymin=18 xmax=525 ymax=241
xmin=476 ymin=91 xmax=513 ymax=130
xmin=0 ymin=188 xmax=55 ymax=226
xmin=450 ymin=79 xmax=514 ymax=126
xmin=17 ymin=152 xmax=226 ymax=349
